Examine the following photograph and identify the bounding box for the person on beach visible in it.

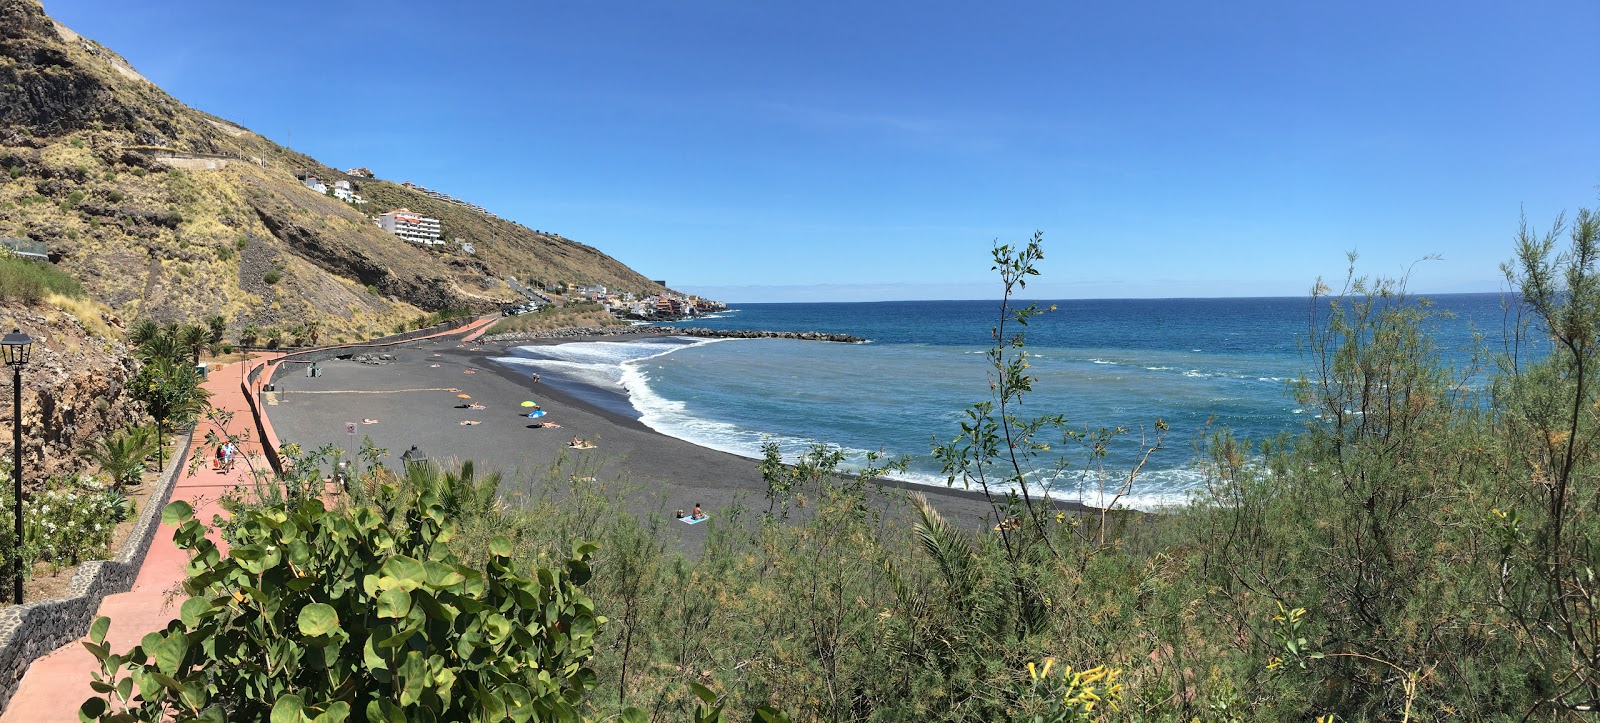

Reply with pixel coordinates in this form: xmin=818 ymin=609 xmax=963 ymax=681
xmin=692 ymin=503 xmax=704 ymax=521
xmin=533 ymin=373 xmax=541 ymax=383
xmin=214 ymin=445 xmax=225 ymax=470
xmin=676 ymin=509 xmax=685 ymax=519
xmin=223 ymin=441 xmax=236 ymax=471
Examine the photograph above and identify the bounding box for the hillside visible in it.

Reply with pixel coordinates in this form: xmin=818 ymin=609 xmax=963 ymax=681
xmin=0 ymin=0 xmax=666 ymax=340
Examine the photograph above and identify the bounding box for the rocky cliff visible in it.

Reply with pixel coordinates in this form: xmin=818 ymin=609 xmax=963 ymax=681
xmin=0 ymin=0 xmax=668 ymax=341
xmin=0 ymin=302 xmax=141 ymax=489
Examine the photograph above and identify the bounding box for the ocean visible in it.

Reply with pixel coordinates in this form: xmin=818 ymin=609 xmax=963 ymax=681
xmin=492 ymin=294 xmax=1507 ymax=508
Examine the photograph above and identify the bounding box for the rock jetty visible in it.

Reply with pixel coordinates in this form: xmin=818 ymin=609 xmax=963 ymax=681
xmin=482 ymin=326 xmax=865 ymax=344
xmin=671 ymin=327 xmax=865 ymax=343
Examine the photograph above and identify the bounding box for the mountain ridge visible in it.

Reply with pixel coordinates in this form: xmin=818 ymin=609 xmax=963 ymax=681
xmin=0 ymin=0 xmax=666 ymax=340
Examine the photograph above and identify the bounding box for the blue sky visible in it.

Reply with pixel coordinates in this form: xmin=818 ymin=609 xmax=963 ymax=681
xmin=44 ymin=1 xmax=1600 ymax=302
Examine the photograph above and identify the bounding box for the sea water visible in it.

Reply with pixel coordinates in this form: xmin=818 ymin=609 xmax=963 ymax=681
xmin=494 ymin=294 xmax=1507 ymax=508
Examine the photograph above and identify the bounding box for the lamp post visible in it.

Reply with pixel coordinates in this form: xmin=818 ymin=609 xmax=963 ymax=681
xmin=2 ymin=329 xmax=32 ymax=605
xmin=400 ymin=445 xmax=428 ymax=472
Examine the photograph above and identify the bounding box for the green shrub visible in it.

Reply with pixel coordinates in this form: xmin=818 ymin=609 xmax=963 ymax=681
xmin=235 ymin=235 xmax=248 ymax=251
xmin=7 ymin=165 xmax=20 ymax=180
xmin=79 ymin=473 xmax=604 ymax=721
xmin=77 ymin=425 xmax=157 ymax=489
xmin=262 ymin=268 xmax=281 ymax=285
xmin=214 ymin=245 xmax=232 ymax=262
xmin=365 ymin=284 xmax=378 ymax=295
xmin=22 ymin=474 xmax=132 ymax=572
xmin=0 ymin=252 xmax=83 ymax=303
xmin=105 ymin=189 xmax=123 ymax=203
xmin=131 ymin=167 xmax=147 ymax=177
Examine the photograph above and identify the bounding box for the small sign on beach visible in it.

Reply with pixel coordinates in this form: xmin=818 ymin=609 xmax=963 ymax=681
xmin=345 ymin=422 xmax=356 ymax=436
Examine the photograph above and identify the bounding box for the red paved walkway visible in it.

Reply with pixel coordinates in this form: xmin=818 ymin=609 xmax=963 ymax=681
xmin=1 ymin=317 xmax=497 ymax=720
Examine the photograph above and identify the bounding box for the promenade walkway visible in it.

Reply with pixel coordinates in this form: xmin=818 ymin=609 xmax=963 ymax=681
xmin=1 ymin=316 xmax=497 ymax=720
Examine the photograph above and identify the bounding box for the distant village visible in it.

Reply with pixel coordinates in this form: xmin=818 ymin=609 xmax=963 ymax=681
xmin=563 ymin=284 xmax=728 ymax=321
xmin=296 ymin=168 xmax=723 ymax=321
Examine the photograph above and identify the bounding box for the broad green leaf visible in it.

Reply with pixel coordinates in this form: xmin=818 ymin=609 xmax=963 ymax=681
xmin=380 ymin=555 xmax=425 ymax=585
xmin=362 ymin=635 xmax=388 ymax=671
xmin=77 ymin=697 xmax=107 ymax=721
xmin=179 ymin=597 xmax=210 ymax=628
xmin=688 ymin=681 xmax=718 ymax=705
xmin=297 ymin=603 xmax=339 ymax=637
xmin=154 ymin=631 xmax=189 ymax=675
xmin=161 ymin=500 xmax=194 ymax=526
xmin=312 ymin=700 xmax=350 ymax=723
xmin=376 ymin=588 xmax=411 ymax=619
xmin=489 ymin=536 xmax=512 ymax=557
xmin=270 ymin=693 xmax=306 ymax=723
xmin=89 ymin=616 xmax=110 ymax=646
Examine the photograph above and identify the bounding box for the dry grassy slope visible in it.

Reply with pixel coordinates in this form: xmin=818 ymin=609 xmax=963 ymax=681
xmin=0 ymin=0 xmax=667 ymax=341
xmin=349 ymin=179 xmax=666 ymax=295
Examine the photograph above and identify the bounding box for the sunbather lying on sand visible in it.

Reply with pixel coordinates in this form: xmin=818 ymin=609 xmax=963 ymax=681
xmin=362 ymin=418 xmax=378 ymax=424
xmin=459 ymin=420 xmax=481 ymax=426
xmin=531 ymin=422 xmax=561 ymax=428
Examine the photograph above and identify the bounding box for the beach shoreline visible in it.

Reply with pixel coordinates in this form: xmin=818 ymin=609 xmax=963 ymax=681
xmin=263 ymin=331 xmax=1096 ymax=548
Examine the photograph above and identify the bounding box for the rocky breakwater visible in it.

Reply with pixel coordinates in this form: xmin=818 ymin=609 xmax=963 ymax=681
xmin=0 ymin=304 xmax=142 ymax=488
xmin=671 ymin=328 xmax=865 ymax=343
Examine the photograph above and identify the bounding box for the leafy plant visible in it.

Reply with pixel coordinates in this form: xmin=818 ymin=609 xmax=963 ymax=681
xmin=77 ymin=424 xmax=157 ymax=488
xmin=80 ymin=471 xmax=606 ymax=721
xmin=129 ymin=357 xmax=209 ymax=467
xmin=263 ymin=268 xmax=282 ymax=285
xmin=23 ymin=474 xmax=130 ymax=571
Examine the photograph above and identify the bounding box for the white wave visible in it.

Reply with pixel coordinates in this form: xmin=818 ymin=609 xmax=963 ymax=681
xmin=1183 ymin=370 xmax=1208 ymax=378
xmin=625 ymin=362 xmax=892 ymax=471
xmin=1257 ymin=377 xmax=1286 ymax=382
xmin=1091 ymin=359 xmax=1116 ymax=365
xmin=890 ymin=466 xmax=1209 ymax=511
xmin=492 ymin=338 xmax=724 ymax=394
xmin=1144 ymin=366 xmax=1173 ymax=371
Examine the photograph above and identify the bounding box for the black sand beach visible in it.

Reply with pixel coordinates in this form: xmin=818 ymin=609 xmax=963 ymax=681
xmin=264 ymin=333 xmax=1057 ymax=547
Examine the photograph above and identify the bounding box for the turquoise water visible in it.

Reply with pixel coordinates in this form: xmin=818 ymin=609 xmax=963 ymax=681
xmin=494 ymin=295 xmax=1504 ymax=508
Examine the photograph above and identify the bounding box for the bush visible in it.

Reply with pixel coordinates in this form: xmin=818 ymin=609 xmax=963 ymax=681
xmin=7 ymin=165 xmax=20 ymax=180
xmin=262 ymin=268 xmax=281 ymax=285
xmin=79 ymin=470 xmax=604 ymax=721
xmin=105 ymin=189 xmax=123 ymax=203
xmin=22 ymin=474 xmax=131 ymax=572
xmin=77 ymin=425 xmax=157 ymax=489
xmin=0 ymin=252 xmax=83 ymax=303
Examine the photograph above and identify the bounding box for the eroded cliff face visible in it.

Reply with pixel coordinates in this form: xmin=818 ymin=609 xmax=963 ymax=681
xmin=0 ymin=302 xmax=141 ymax=489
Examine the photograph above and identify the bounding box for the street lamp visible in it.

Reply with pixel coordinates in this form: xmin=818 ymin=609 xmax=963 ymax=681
xmin=400 ymin=445 xmax=428 ymax=472
xmin=2 ymin=328 xmax=32 ymax=605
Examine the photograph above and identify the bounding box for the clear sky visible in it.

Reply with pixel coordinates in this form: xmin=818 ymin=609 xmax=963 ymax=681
xmin=43 ymin=1 xmax=1600 ymax=302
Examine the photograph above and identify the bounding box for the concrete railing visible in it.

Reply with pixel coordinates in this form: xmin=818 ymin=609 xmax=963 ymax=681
xmin=0 ymin=430 xmax=194 ymax=712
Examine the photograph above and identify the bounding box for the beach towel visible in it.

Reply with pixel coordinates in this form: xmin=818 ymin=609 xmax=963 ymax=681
xmin=680 ymin=515 xmax=710 ymax=525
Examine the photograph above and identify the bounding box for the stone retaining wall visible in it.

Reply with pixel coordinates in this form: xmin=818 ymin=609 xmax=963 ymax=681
xmin=0 ymin=429 xmax=194 ymax=712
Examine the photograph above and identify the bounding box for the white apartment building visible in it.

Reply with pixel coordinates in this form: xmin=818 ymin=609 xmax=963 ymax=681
xmin=377 ymin=208 xmax=442 ymax=246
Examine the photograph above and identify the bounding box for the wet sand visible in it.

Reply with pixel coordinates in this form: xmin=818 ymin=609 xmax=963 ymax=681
xmin=264 ymin=334 xmax=1066 ymax=547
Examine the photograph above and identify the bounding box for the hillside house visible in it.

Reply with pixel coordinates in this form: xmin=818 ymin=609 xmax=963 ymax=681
xmin=377 ymin=208 xmax=443 ymax=246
